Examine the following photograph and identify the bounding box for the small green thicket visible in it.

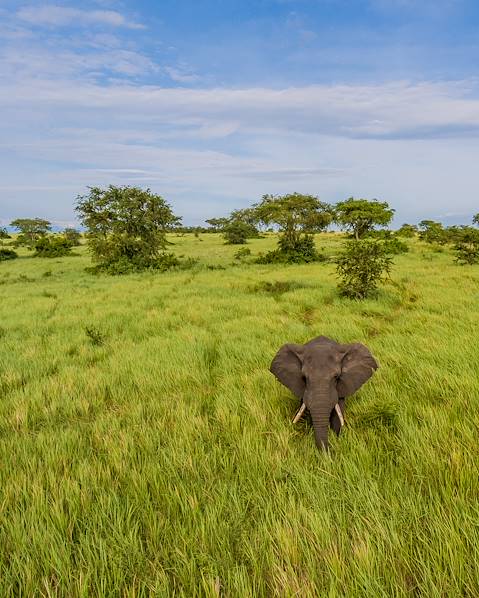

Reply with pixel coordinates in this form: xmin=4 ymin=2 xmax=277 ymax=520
xmin=454 ymin=226 xmax=479 ymax=265
xmin=256 ymin=235 xmax=323 ymax=264
xmin=75 ymin=185 xmax=181 ymax=274
xmin=0 ymin=248 xmax=18 ymax=261
xmin=234 ymin=247 xmax=251 ymax=260
xmin=34 ymin=236 xmax=73 ymax=257
xmin=336 ymin=239 xmax=393 ymax=299
xmin=63 ymin=228 xmax=82 ymax=246
xmin=223 ymin=221 xmax=253 ymax=244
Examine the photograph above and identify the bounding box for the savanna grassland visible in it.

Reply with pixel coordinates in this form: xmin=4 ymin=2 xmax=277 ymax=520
xmin=1 ymin=233 xmax=479 ymax=597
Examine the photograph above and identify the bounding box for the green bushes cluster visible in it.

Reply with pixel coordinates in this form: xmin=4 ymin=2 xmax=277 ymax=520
xmin=0 ymin=248 xmax=18 ymax=261
xmin=34 ymin=236 xmax=73 ymax=257
xmin=336 ymin=239 xmax=393 ymax=299
xmin=256 ymin=235 xmax=323 ymax=264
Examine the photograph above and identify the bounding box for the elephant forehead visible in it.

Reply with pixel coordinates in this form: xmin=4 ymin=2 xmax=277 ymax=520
xmin=303 ymin=348 xmax=341 ymax=371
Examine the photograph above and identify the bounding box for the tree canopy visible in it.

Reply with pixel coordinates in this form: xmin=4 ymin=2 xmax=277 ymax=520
xmin=10 ymin=218 xmax=51 ymax=247
xmin=473 ymin=213 xmax=479 ymax=226
xmin=75 ymin=185 xmax=181 ymax=272
xmin=334 ymin=198 xmax=394 ymax=239
xmin=253 ymin=193 xmax=332 ymax=244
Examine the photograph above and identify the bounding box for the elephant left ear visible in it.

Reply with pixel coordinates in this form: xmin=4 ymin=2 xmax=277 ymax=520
xmin=337 ymin=343 xmax=378 ymax=397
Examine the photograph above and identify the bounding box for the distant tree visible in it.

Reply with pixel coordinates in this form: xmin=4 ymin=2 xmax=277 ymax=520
xmin=75 ymin=185 xmax=181 ymax=273
xmin=10 ymin=218 xmax=51 ymax=247
xmin=473 ymin=213 xmax=479 ymax=226
xmin=205 ymin=217 xmax=230 ymax=231
xmin=334 ymin=198 xmax=394 ymax=240
xmin=254 ymin=193 xmax=332 ymax=242
xmin=207 ymin=209 xmax=260 ymax=238
xmin=0 ymin=227 xmax=11 ymax=239
xmin=418 ymin=220 xmax=448 ymax=244
xmin=63 ymin=228 xmax=81 ymax=246
xmin=396 ymin=223 xmax=417 ymax=238
xmin=223 ymin=221 xmax=251 ymax=244
xmin=229 ymin=207 xmax=260 ymax=232
xmin=34 ymin=236 xmax=73 ymax=257
xmin=453 ymin=226 xmax=479 ymax=265
xmin=336 ymin=239 xmax=393 ymax=299
xmin=253 ymin=193 xmax=332 ymax=263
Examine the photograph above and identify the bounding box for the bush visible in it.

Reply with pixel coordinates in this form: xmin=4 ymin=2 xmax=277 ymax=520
xmin=87 ymin=253 xmax=198 ymax=275
xmin=454 ymin=227 xmax=479 ymax=265
xmin=63 ymin=228 xmax=82 ymax=246
xmin=383 ymin=237 xmax=409 ymax=254
xmin=0 ymin=228 xmax=11 ymax=239
xmin=234 ymin=247 xmax=251 ymax=260
xmin=0 ymin=248 xmax=18 ymax=261
xmin=223 ymin=221 xmax=254 ymax=244
xmin=34 ymin=236 xmax=73 ymax=257
xmin=336 ymin=239 xmax=393 ymax=299
xmin=396 ymin=224 xmax=417 ymax=238
xmin=256 ymin=235 xmax=323 ymax=264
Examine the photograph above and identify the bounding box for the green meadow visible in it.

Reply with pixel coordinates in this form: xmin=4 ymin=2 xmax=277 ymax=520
xmin=1 ymin=233 xmax=478 ymax=596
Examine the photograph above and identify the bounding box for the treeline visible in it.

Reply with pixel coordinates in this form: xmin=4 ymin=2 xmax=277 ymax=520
xmin=1 ymin=186 xmax=479 ymax=296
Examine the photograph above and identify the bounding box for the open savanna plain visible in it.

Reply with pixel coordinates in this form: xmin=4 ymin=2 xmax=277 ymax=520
xmin=1 ymin=233 xmax=479 ymax=597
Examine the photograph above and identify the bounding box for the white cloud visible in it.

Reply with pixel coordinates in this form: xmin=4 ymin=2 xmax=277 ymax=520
xmin=1 ymin=9 xmax=479 ymax=224
xmin=16 ymin=5 xmax=144 ymax=29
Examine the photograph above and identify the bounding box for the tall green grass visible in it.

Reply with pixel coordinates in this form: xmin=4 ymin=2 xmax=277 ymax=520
xmin=1 ymin=234 xmax=478 ymax=596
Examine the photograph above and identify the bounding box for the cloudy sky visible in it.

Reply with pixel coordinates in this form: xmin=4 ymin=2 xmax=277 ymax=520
xmin=1 ymin=0 xmax=479 ymax=227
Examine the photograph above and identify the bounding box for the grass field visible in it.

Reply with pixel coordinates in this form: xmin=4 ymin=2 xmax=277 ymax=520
xmin=1 ymin=233 xmax=479 ymax=596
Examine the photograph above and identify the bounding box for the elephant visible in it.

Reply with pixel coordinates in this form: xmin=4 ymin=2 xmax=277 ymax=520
xmin=270 ymin=335 xmax=378 ymax=451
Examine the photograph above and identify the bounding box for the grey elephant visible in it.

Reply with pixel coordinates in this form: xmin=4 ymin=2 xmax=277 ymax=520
xmin=270 ymin=335 xmax=378 ymax=451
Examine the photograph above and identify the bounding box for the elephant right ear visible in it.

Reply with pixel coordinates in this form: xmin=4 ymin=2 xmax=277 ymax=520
xmin=270 ymin=343 xmax=305 ymax=399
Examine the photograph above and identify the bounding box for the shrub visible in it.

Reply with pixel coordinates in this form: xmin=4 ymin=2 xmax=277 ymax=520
xmin=234 ymin=247 xmax=251 ymax=260
xmin=0 ymin=228 xmax=11 ymax=239
xmin=383 ymin=237 xmax=409 ymax=254
xmin=396 ymin=223 xmax=417 ymax=238
xmin=454 ymin=227 xmax=479 ymax=265
xmin=34 ymin=236 xmax=73 ymax=257
xmin=256 ymin=235 xmax=323 ymax=264
xmin=223 ymin=221 xmax=253 ymax=244
xmin=63 ymin=228 xmax=82 ymax=246
xmin=418 ymin=220 xmax=448 ymax=245
xmin=336 ymin=239 xmax=393 ymax=299
xmin=85 ymin=326 xmax=105 ymax=346
xmin=0 ymin=248 xmax=18 ymax=261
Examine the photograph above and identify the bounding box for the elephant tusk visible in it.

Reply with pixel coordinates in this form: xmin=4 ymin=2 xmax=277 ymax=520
xmin=292 ymin=403 xmax=306 ymax=424
xmin=334 ymin=403 xmax=345 ymax=427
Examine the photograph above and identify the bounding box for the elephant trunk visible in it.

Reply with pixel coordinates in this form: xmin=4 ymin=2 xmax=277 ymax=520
xmin=308 ymin=388 xmax=337 ymax=451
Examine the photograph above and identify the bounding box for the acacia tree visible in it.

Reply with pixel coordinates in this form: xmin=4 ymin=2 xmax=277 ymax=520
xmin=396 ymin=223 xmax=417 ymax=238
xmin=473 ymin=213 xmax=479 ymax=226
xmin=75 ymin=185 xmax=181 ymax=273
xmin=334 ymin=198 xmax=394 ymax=239
xmin=252 ymin=193 xmax=332 ymax=263
xmin=254 ymin=193 xmax=332 ymax=244
xmin=10 ymin=218 xmax=51 ymax=247
xmin=418 ymin=220 xmax=448 ymax=244
xmin=205 ymin=217 xmax=230 ymax=231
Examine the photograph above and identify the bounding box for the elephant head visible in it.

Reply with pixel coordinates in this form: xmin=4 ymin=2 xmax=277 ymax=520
xmin=270 ymin=336 xmax=378 ymax=451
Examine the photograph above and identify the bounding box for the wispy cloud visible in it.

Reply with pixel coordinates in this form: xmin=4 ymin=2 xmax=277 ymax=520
xmin=16 ymin=5 xmax=144 ymax=30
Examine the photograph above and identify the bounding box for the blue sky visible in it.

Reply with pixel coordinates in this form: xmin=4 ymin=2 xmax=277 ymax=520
xmin=1 ymin=0 xmax=479 ymax=226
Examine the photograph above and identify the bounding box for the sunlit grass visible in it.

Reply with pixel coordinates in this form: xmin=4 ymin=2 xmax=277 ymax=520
xmin=1 ymin=233 xmax=478 ymax=596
